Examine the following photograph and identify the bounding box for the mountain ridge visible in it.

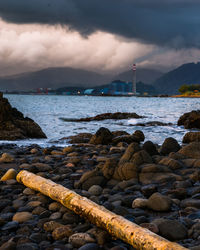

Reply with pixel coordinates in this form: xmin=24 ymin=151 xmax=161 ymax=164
xmin=0 ymin=66 xmax=163 ymax=91
xmin=152 ymin=62 xmax=200 ymax=94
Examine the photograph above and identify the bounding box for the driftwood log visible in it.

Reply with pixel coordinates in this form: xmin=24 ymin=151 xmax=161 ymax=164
xmin=16 ymin=170 xmax=187 ymax=250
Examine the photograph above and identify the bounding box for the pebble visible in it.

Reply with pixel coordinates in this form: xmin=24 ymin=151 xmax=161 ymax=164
xmin=132 ymin=198 xmax=148 ymax=208
xmin=147 ymin=192 xmax=172 ymax=211
xmin=52 ymin=225 xmax=73 ymax=240
xmin=69 ymin=233 xmax=96 ymax=248
xmin=13 ymin=212 xmax=33 ymax=223
xmin=88 ymin=185 xmax=103 ymax=196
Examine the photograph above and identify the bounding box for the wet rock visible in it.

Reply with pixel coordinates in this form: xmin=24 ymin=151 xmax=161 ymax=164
xmin=142 ymin=141 xmax=159 ymax=156
xmin=0 ymin=93 xmax=46 ymax=140
xmin=181 ymin=199 xmax=200 ymax=209
xmin=132 ymin=198 xmax=148 ymax=208
xmin=78 ymin=243 xmax=101 ymax=250
xmin=102 ymin=158 xmax=117 ymax=179
xmin=63 ymin=146 xmax=74 ymax=154
xmin=16 ymin=243 xmax=39 ymax=250
xmin=62 ymin=212 xmax=80 ymax=224
xmin=132 ymin=130 xmax=145 ymax=142
xmin=49 ymin=212 xmax=62 ymax=220
xmin=178 ymin=110 xmax=200 ymax=129
xmin=153 ymin=219 xmax=187 ymax=241
xmin=23 ymin=188 xmax=35 ymax=195
xmin=0 ymin=239 xmax=16 ymax=250
xmin=88 ymin=185 xmax=103 ymax=196
xmin=12 ymin=212 xmax=33 ymax=223
xmin=140 ymin=223 xmax=159 ymax=234
xmin=112 ymin=135 xmax=141 ymax=144
xmin=141 ymin=184 xmax=157 ymax=197
xmin=160 ymin=137 xmax=181 ymax=155
xmin=33 ymin=163 xmax=52 ymax=172
xmin=48 ymin=202 xmax=62 ymax=211
xmin=66 ymin=133 xmax=93 ymax=144
xmin=82 ymin=175 xmax=106 ymax=190
xmin=159 ymin=157 xmax=183 ymax=170
xmin=147 ymin=192 xmax=172 ymax=211
xmin=139 ymin=172 xmax=181 ymax=185
xmin=88 ymin=228 xmax=110 ymax=245
xmin=114 ymin=162 xmax=138 ymax=181
xmin=1 ymin=221 xmax=19 ymax=230
xmin=52 ymin=225 xmax=73 ymax=240
xmin=1 ymin=168 xmax=17 ymax=181
xmin=43 ymin=221 xmax=63 ymax=232
xmin=179 ymin=142 xmax=200 ymax=159
xmin=183 ymin=132 xmax=200 ymax=143
xmin=69 ymin=233 xmax=96 ymax=248
xmin=119 ymin=143 xmax=141 ymax=165
xmin=131 ymin=150 xmax=152 ymax=166
xmin=0 ymin=153 xmax=14 ymax=163
xmin=89 ymin=127 xmax=113 ymax=145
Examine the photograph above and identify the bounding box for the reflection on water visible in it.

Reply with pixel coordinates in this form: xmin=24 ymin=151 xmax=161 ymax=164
xmin=2 ymin=94 xmax=200 ymax=146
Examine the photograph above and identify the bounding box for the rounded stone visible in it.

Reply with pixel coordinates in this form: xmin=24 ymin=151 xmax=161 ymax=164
xmin=147 ymin=192 xmax=172 ymax=211
xmin=12 ymin=212 xmax=33 ymax=223
xmin=69 ymin=233 xmax=96 ymax=248
xmin=132 ymin=198 xmax=148 ymax=208
xmin=88 ymin=185 xmax=103 ymax=196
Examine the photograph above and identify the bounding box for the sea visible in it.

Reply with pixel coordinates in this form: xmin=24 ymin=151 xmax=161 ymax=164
xmin=2 ymin=94 xmax=200 ymax=147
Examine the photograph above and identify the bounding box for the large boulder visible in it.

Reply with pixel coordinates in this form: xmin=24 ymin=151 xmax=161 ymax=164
xmin=0 ymin=93 xmax=46 ymax=140
xmin=178 ymin=110 xmax=200 ymax=129
xmin=89 ymin=127 xmax=113 ymax=145
xmin=160 ymin=137 xmax=181 ymax=155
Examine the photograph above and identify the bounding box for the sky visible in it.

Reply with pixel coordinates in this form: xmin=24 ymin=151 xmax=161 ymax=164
xmin=0 ymin=0 xmax=200 ymax=76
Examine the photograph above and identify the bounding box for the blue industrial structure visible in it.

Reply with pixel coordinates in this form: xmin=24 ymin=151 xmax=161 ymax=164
xmin=100 ymin=80 xmax=133 ymax=95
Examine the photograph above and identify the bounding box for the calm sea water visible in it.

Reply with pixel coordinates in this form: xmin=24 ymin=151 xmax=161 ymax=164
xmin=2 ymin=94 xmax=200 ymax=147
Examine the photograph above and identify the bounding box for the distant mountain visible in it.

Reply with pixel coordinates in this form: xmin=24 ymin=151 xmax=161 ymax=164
xmin=152 ymin=62 xmax=200 ymax=94
xmin=0 ymin=67 xmax=111 ymax=91
xmin=113 ymin=68 xmax=163 ymax=84
xmin=0 ymin=66 xmax=164 ymax=92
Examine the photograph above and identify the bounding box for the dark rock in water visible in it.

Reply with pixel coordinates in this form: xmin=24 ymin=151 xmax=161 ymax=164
xmin=142 ymin=141 xmax=159 ymax=156
xmin=0 ymin=93 xmax=46 ymax=140
xmin=160 ymin=137 xmax=181 ymax=155
xmin=183 ymin=132 xmax=200 ymax=143
xmin=89 ymin=127 xmax=113 ymax=145
xmin=132 ymin=121 xmax=172 ymax=127
xmin=60 ymin=112 xmax=144 ymax=122
xmin=64 ymin=133 xmax=92 ymax=144
xmin=178 ymin=110 xmax=200 ymax=129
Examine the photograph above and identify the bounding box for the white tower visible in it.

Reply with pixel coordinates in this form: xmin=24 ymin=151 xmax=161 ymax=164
xmin=132 ymin=64 xmax=137 ymax=95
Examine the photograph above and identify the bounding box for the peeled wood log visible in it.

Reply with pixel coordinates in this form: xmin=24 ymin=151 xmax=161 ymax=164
xmin=16 ymin=170 xmax=187 ymax=250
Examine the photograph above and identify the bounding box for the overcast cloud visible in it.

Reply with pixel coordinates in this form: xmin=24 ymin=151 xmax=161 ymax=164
xmin=0 ymin=1 xmax=200 ymax=75
xmin=1 ymin=0 xmax=200 ymax=48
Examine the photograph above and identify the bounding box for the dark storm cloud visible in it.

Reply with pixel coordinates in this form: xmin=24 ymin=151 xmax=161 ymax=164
xmin=0 ymin=0 xmax=200 ymax=48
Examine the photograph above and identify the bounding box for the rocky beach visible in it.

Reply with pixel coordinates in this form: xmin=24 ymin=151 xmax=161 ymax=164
xmin=1 ymin=94 xmax=200 ymax=249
